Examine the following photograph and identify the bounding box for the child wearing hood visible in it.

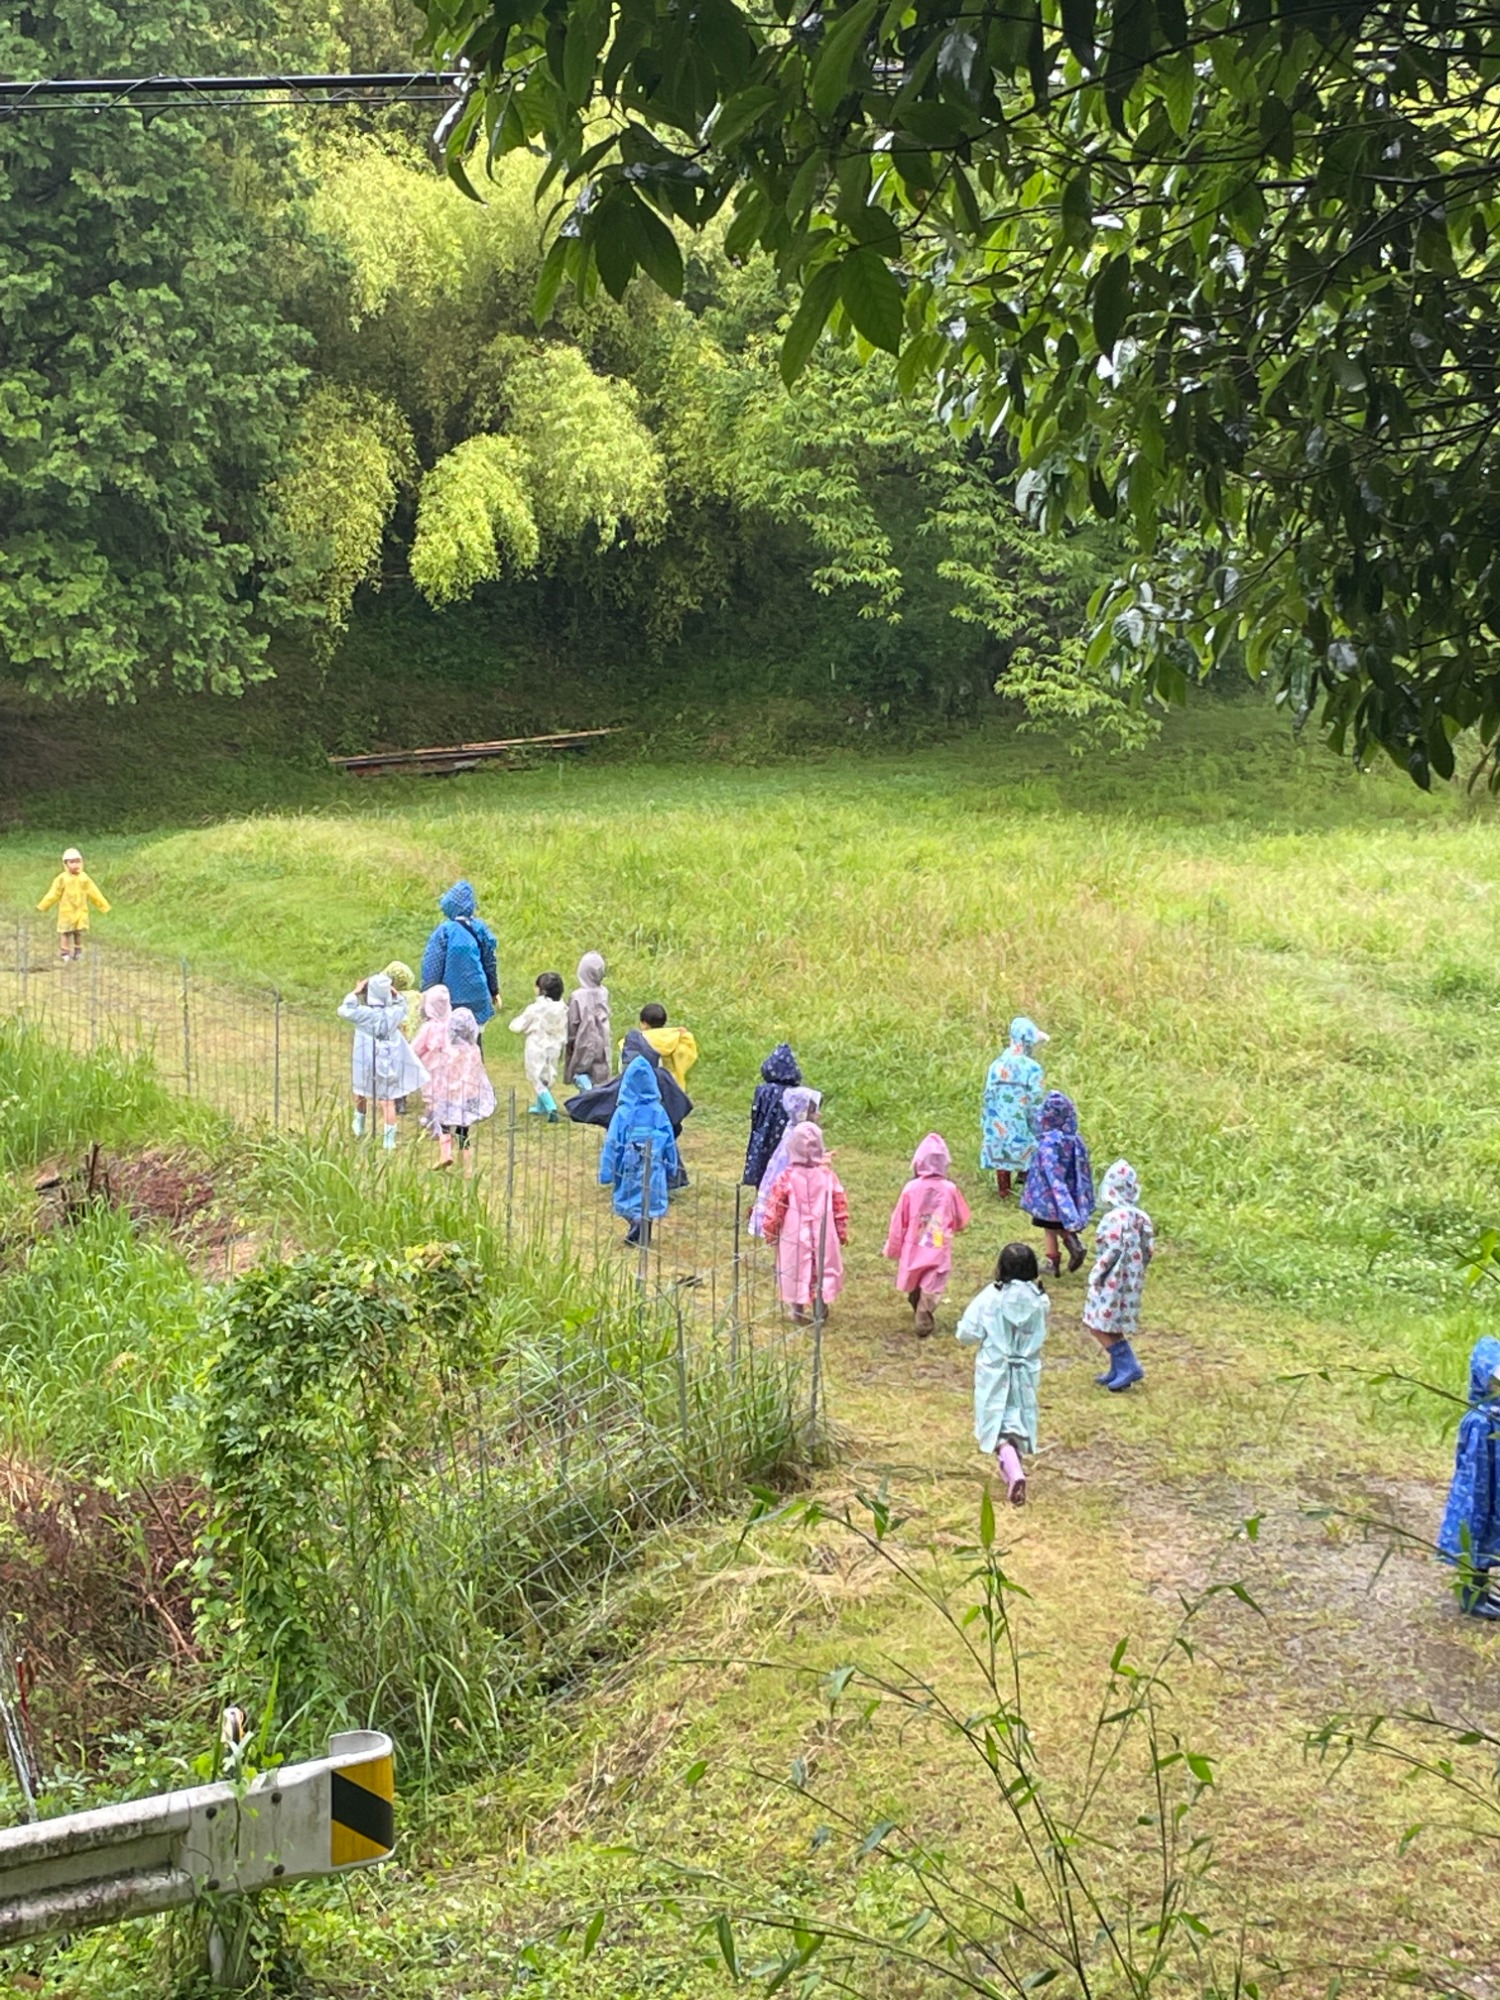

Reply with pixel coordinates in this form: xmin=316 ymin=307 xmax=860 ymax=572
xmin=760 ymin=1124 xmax=848 ymax=1325
xmin=981 ymin=1017 xmax=1049 ymax=1198
xmin=410 ymin=985 xmax=452 ymax=1140
xmin=510 ymin=972 xmax=569 ymax=1120
xmin=338 ymin=973 xmax=429 ymax=1149
xmin=566 ymin=953 xmax=612 ymax=1088
xmin=884 ymin=1134 xmax=973 ymax=1338
xmin=750 ymin=1086 xmax=822 ymax=1238
xmin=631 ymin=1004 xmax=698 ymax=1090
xmin=1084 ymin=1160 xmax=1153 ymax=1393
xmin=430 ymin=1007 xmax=497 ymax=1174
xmin=1023 ymin=1091 xmax=1094 ymax=1277
xmin=744 ymin=1044 xmax=803 ymax=1188
xmin=420 ymin=881 xmax=499 ymax=1028
xmin=599 ymin=1055 xmax=680 ymax=1248
xmin=957 ymin=1242 xmax=1051 ymax=1508
xmin=38 ymin=848 xmax=110 ymax=961
xmin=1437 ymin=1336 xmax=1500 ymax=1620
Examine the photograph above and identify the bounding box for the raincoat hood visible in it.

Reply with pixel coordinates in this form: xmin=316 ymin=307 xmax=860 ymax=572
xmin=440 ymin=880 xmax=478 ymax=921
xmin=783 ymin=1087 xmax=822 ymax=1126
xmin=1467 ymin=1337 xmax=1500 ymax=1403
xmin=577 ymin=951 xmax=607 ymax=990
xmin=62 ymin=847 xmax=82 ymax=863
xmin=1101 ymin=1160 xmax=1140 ymax=1208
xmin=366 ymin=973 xmax=393 ymax=1007
xmin=1009 ymin=1015 xmax=1048 ymax=1049
xmin=621 ymin=1028 xmax=661 ymax=1070
xmin=1039 ymin=1091 xmax=1078 ymax=1135
xmin=761 ymin=1043 xmax=802 ymax=1086
xmin=912 ymin=1132 xmax=951 ymax=1178
xmin=450 ymin=1006 xmax=481 ymax=1045
xmin=789 ymin=1123 xmax=827 ymax=1166
xmin=617 ymin=1055 xmax=663 ymax=1114
xmin=422 ymin=985 xmax=452 ymax=1023
xmin=384 ymin=960 xmax=415 ymax=992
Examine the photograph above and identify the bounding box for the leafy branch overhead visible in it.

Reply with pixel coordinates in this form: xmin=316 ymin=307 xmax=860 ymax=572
xmin=417 ymin=0 xmax=1500 ymax=783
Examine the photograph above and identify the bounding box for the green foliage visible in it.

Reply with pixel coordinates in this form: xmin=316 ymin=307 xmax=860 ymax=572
xmin=0 ymin=0 xmax=308 ymax=699
xmin=421 ymin=0 xmax=1500 ymax=783
xmin=506 ymin=347 xmax=667 ymax=553
xmin=410 ymin=434 xmax=540 ymax=605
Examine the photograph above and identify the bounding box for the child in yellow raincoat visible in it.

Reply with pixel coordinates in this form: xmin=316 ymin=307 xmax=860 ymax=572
xmin=37 ymin=849 xmax=110 ymax=960
xmin=624 ymin=1004 xmax=699 ymax=1089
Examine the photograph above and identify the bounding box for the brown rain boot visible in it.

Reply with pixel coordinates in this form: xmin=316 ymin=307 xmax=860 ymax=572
xmin=914 ymin=1294 xmax=936 ymax=1339
xmin=996 ymin=1170 xmax=1013 ymax=1199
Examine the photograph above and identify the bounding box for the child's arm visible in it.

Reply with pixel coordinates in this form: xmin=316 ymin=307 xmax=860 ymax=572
xmin=1140 ymin=1215 xmax=1155 ymax=1267
xmin=478 ymin=926 xmax=500 ymax=1004
xmin=661 ymin=1123 xmax=680 ymax=1179
xmin=599 ymin=1123 xmax=621 ymax=1186
xmin=953 ymin=1185 xmax=972 ymax=1233
xmin=676 ymin=1028 xmax=699 ymax=1077
xmin=85 ymin=879 xmax=110 ymax=913
xmin=36 ymin=875 xmax=63 ymax=912
xmin=761 ymin=1179 xmax=791 ymax=1243
xmin=955 ymin=1294 xmax=984 ymax=1346
xmin=832 ymin=1185 xmax=850 ymax=1246
xmin=883 ymin=1189 xmax=909 ymax=1260
xmin=509 ymin=1002 xmax=538 ymax=1034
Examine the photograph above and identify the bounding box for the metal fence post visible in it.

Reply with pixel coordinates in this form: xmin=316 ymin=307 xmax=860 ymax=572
xmin=180 ymin=959 xmax=192 ymax=1095
xmin=729 ymin=1182 xmax=743 ymax=1371
xmin=272 ymin=991 xmax=282 ymax=1130
xmin=810 ymin=1199 xmax=828 ymax=1435
xmin=674 ymin=1295 xmax=690 ymax=1455
xmin=637 ymin=1138 xmax=653 ymax=1291
xmin=89 ymin=945 xmax=99 ymax=1051
xmin=504 ymin=1089 xmax=517 ymax=1253
xmin=18 ymin=918 xmax=28 ymax=1017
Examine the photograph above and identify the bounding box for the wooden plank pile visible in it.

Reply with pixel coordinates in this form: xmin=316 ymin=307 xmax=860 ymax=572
xmin=329 ymin=728 xmax=620 ymax=779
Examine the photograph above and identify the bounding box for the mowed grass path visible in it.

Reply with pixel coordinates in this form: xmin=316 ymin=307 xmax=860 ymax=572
xmin=6 ymin=698 xmax=1500 ymax=1994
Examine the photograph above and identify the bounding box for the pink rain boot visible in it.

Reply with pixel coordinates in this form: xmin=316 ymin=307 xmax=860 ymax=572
xmin=997 ymin=1442 xmax=1026 ymax=1507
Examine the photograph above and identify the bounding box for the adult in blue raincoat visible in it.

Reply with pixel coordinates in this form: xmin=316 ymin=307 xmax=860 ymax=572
xmin=1438 ymin=1335 xmax=1500 ymax=1619
xmin=420 ymin=881 xmax=500 ymax=1027
xmin=980 ymin=1016 xmax=1049 ymax=1197
xmin=599 ymin=1057 xmax=680 ymax=1247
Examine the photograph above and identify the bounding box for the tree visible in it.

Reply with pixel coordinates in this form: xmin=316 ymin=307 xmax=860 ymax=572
xmin=0 ymin=0 xmax=312 ymax=700
xmin=418 ymin=0 xmax=1500 ymax=783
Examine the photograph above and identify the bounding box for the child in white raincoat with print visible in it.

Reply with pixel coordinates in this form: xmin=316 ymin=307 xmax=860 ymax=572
xmin=338 ymin=972 xmax=428 ymax=1149
xmin=1084 ymin=1159 xmax=1153 ymax=1393
xmin=957 ymin=1241 xmax=1050 ymax=1508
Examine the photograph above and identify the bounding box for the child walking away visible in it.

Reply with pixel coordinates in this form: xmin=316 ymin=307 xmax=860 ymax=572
xmin=1022 ymin=1091 xmax=1094 ymax=1277
xmin=981 ymin=1017 xmax=1048 ymax=1198
xmin=1084 ymin=1160 xmax=1153 ymax=1393
xmin=750 ymin=1086 xmax=822 ymax=1237
xmin=510 ymin=973 xmax=569 ymax=1120
xmin=760 ymin=1124 xmax=848 ymax=1326
xmin=566 ymin=952 xmax=612 ymax=1088
xmin=884 ymin=1133 xmax=973 ymax=1338
xmin=744 ymin=1044 xmax=803 ymax=1187
xmin=599 ymin=1055 xmax=679 ymax=1248
xmin=409 ymin=985 xmax=452 ymax=1140
xmin=957 ymin=1242 xmax=1050 ymax=1508
xmin=634 ymin=1004 xmax=698 ymax=1090
xmin=1437 ymin=1336 xmax=1500 ymax=1620
xmin=37 ymin=848 xmax=110 ymax=961
xmin=338 ymin=972 xmax=429 ymax=1150
xmin=430 ymin=1007 xmax=497 ymax=1174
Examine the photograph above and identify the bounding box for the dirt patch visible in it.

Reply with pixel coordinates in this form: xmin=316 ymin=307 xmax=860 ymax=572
xmin=33 ymin=1144 xmax=217 ymax=1230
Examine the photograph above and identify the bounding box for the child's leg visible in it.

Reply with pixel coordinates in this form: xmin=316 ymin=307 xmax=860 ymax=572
xmin=456 ymin=1125 xmax=474 ymax=1177
xmin=914 ymin=1288 xmax=941 ymax=1337
xmin=995 ymin=1169 xmax=1012 ymax=1198
xmin=352 ymin=1095 xmax=368 ymax=1138
xmin=996 ymin=1439 xmax=1026 ymax=1505
xmin=380 ymin=1099 xmax=397 ymax=1148
xmin=1041 ymin=1228 xmax=1061 ymax=1275
xmin=435 ymin=1126 xmax=455 ymax=1168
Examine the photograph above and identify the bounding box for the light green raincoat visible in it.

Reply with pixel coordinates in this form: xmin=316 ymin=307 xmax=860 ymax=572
xmin=956 ymin=1279 xmax=1050 ymax=1454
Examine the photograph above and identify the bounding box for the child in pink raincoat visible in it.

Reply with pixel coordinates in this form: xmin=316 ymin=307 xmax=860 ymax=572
xmin=883 ymin=1133 xmax=972 ymax=1339
xmin=759 ymin=1123 xmax=848 ymax=1324
xmin=409 ymin=985 xmax=452 ymax=1142
xmin=429 ymin=1006 xmax=497 ymax=1175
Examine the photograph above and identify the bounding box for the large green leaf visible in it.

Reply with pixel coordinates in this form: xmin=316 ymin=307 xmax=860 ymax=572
xmin=839 ymin=246 xmax=904 ymax=353
xmin=810 ymin=0 xmax=882 ymax=118
xmin=779 ymin=260 xmax=843 ymax=384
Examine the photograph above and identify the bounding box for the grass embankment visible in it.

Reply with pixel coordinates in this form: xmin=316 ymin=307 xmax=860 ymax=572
xmin=3 ymin=696 xmax=1499 ymax=1996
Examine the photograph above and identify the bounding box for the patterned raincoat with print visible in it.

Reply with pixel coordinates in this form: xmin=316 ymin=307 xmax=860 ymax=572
xmin=980 ymin=1018 xmax=1047 ymax=1173
xmin=1438 ymin=1336 xmax=1500 ymax=1573
xmin=1021 ymin=1091 xmax=1095 ymax=1232
xmin=956 ymin=1279 xmax=1051 ymax=1454
xmin=429 ymin=1007 xmax=497 ymax=1130
xmin=1084 ymin=1160 xmax=1154 ymax=1337
xmin=884 ymin=1133 xmax=972 ymax=1297
xmin=420 ymin=881 xmax=499 ymax=1025
xmin=744 ymin=1044 xmax=802 ymax=1186
xmin=339 ymin=975 xmax=429 ymax=1100
xmin=750 ymin=1086 xmax=822 ymax=1237
xmin=599 ymin=1057 xmax=680 ymax=1222
xmin=760 ymin=1124 xmax=848 ymax=1308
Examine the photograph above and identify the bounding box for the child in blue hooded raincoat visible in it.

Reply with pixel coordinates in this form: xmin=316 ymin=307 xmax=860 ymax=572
xmin=1023 ymin=1090 xmax=1094 ymax=1276
xmin=420 ymin=881 xmax=499 ymax=1027
xmin=600 ymin=1056 xmax=680 ymax=1248
xmin=1438 ymin=1336 xmax=1500 ymax=1619
xmin=980 ymin=1017 xmax=1048 ymax=1198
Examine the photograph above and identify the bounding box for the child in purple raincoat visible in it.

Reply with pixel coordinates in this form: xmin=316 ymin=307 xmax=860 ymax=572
xmin=1022 ymin=1091 xmax=1094 ymax=1276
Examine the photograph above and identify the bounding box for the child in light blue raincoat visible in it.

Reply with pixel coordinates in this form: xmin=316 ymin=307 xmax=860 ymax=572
xmin=1438 ymin=1335 xmax=1500 ymax=1619
xmin=599 ymin=1056 xmax=680 ymax=1249
xmin=980 ymin=1017 xmax=1049 ymax=1199
xmin=956 ymin=1241 xmax=1050 ymax=1508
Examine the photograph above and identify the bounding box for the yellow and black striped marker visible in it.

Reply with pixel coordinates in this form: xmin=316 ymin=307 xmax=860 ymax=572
xmin=330 ymin=1750 xmax=395 ymax=1867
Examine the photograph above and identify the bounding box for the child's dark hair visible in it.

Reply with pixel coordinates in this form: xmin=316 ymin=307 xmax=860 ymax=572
xmin=537 ymin=971 xmax=565 ymax=1002
xmin=639 ymin=1002 xmax=668 ymax=1028
xmin=996 ymin=1241 xmax=1040 ymax=1284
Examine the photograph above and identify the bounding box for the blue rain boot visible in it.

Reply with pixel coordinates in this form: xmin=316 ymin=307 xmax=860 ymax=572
xmin=574 ymin=1074 xmax=591 ymax=1091
xmin=1105 ymin=1339 xmax=1144 ymax=1392
xmin=538 ymin=1087 xmax=559 ymax=1123
xmin=1459 ymin=1576 xmax=1500 ymax=1619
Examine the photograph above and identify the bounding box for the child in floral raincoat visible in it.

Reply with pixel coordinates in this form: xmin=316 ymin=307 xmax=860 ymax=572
xmin=883 ymin=1133 xmax=972 ymax=1338
xmin=37 ymin=848 xmax=110 ymax=960
xmin=510 ymin=972 xmax=569 ymax=1120
xmin=1084 ymin=1159 xmax=1153 ymax=1393
xmin=430 ymin=1007 xmax=497 ymax=1174
xmin=980 ymin=1017 xmax=1048 ymax=1197
xmin=957 ymin=1242 xmax=1050 ymax=1508
xmin=760 ymin=1123 xmax=848 ymax=1324
xmin=1022 ymin=1091 xmax=1094 ymax=1276
xmin=599 ymin=1055 xmax=680 ymax=1248
xmin=1437 ymin=1336 xmax=1500 ymax=1619
xmin=744 ymin=1043 xmax=803 ymax=1187
xmin=410 ymin=985 xmax=452 ymax=1142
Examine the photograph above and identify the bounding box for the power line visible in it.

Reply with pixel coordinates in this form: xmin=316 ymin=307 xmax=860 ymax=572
xmin=0 ymin=71 xmax=467 ymax=116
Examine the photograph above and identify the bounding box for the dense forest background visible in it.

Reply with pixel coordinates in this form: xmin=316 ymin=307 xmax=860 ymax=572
xmin=0 ymin=0 xmax=1155 ymax=805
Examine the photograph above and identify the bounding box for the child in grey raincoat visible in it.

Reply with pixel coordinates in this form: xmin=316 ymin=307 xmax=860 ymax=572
xmin=339 ymin=973 xmax=428 ymax=1149
xmin=957 ymin=1241 xmax=1050 ymax=1508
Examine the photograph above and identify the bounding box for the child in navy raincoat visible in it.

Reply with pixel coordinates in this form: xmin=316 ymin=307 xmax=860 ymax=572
xmin=1438 ymin=1336 xmax=1500 ymax=1620
xmin=744 ymin=1044 xmax=802 ymax=1187
xmin=1022 ymin=1091 xmax=1094 ymax=1276
xmin=599 ymin=1056 xmax=680 ymax=1248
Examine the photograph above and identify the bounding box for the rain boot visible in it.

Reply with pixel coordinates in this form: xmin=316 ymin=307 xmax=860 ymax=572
xmin=997 ymin=1441 xmax=1026 ymax=1506
xmin=352 ymin=1110 xmax=367 ymax=1139
xmin=914 ymin=1292 xmax=936 ymax=1339
xmin=1103 ymin=1339 xmax=1144 ymax=1391
xmin=538 ymin=1087 xmax=559 ymax=1123
xmin=1459 ymin=1576 xmax=1500 ymax=1619
xmin=434 ymin=1132 xmax=454 ymax=1171
xmin=382 ymin=1123 xmax=397 ymax=1151
xmin=1063 ymin=1229 xmax=1086 ymax=1272
xmin=996 ymin=1170 xmax=1013 ymax=1199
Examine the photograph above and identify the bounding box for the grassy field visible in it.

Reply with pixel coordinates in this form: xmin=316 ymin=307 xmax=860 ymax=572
xmin=4 ymin=695 xmax=1500 ymax=1997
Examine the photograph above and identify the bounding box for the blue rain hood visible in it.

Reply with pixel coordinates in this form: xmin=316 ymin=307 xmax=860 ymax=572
xmin=1467 ymin=1337 xmax=1500 ymax=1405
xmin=440 ymin=880 xmax=477 ymax=920
xmin=1437 ymin=1335 xmax=1500 ymax=1569
xmin=616 ymin=1055 xmax=663 ymax=1116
